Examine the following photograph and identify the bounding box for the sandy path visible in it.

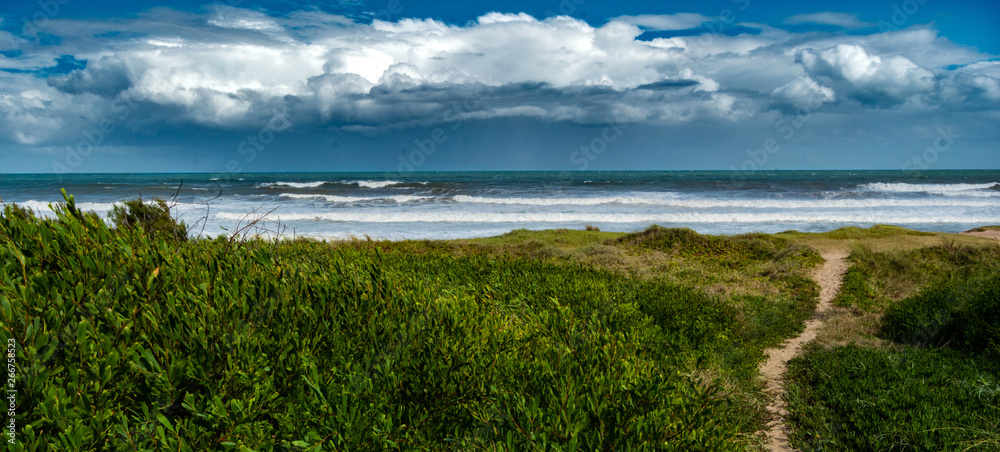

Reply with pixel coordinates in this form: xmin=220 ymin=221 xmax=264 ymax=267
xmin=760 ymin=250 xmax=849 ymax=451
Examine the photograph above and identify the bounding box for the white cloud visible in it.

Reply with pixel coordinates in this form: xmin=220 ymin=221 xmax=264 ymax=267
xmin=968 ymin=75 xmax=1000 ymax=100
xmin=772 ymin=76 xmax=836 ymax=111
xmin=477 ymin=12 xmax=537 ymax=25
xmin=1 ymin=8 xmax=998 ymax=146
xmin=613 ymin=13 xmax=710 ymax=31
xmin=0 ymin=77 xmax=90 ymax=145
xmin=796 ymin=44 xmax=935 ymax=106
xmin=208 ymin=7 xmax=285 ymax=33
xmin=785 ymin=12 xmax=874 ymax=29
xmin=958 ymin=61 xmax=1000 ymax=79
xmin=146 ymin=39 xmax=183 ymax=48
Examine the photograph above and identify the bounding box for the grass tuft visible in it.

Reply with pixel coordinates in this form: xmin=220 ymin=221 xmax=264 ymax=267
xmin=968 ymin=225 xmax=1000 ymax=233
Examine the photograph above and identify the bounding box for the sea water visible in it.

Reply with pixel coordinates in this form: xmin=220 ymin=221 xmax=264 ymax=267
xmin=1 ymin=171 xmax=998 ymax=240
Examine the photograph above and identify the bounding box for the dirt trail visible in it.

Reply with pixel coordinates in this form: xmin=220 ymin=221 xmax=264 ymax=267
xmin=761 ymin=250 xmax=849 ymax=451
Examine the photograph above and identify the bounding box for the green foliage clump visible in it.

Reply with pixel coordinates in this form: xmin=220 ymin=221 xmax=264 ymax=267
xmin=786 ymin=345 xmax=1000 ymax=451
xmin=109 ymin=197 xmax=188 ymax=242
xmin=1 ymin=193 xmax=764 ymax=450
xmin=882 ymin=272 xmax=1000 ymax=356
xmin=617 ymin=226 xmax=809 ymax=264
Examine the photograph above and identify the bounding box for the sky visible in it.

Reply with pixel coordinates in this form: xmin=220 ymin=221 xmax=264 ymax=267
xmin=0 ymin=0 xmax=998 ymax=173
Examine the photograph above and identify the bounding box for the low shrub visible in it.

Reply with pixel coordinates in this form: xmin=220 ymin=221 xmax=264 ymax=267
xmin=832 ymin=243 xmax=1000 ymax=311
xmin=109 ymin=197 xmax=188 ymax=242
xmin=881 ymin=272 xmax=1000 ymax=356
xmin=617 ymin=225 xmax=804 ymax=263
xmin=787 ymin=243 xmax=1000 ymax=451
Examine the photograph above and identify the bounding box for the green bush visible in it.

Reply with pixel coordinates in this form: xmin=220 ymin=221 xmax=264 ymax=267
xmin=617 ymin=226 xmax=791 ymax=262
xmin=882 ymin=272 xmax=1000 ymax=356
xmin=109 ymin=197 xmax=188 ymax=243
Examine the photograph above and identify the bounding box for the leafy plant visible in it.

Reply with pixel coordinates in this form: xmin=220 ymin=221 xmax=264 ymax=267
xmin=882 ymin=272 xmax=1000 ymax=357
xmin=109 ymin=197 xmax=188 ymax=243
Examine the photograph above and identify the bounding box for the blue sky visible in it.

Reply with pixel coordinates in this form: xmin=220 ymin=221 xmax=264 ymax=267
xmin=0 ymin=0 xmax=998 ymax=173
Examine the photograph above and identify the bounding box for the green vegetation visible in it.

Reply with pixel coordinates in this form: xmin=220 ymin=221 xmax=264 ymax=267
xmin=786 ymin=241 xmax=1000 ymax=451
xmin=775 ymin=225 xmax=994 ymax=256
xmin=22 ymin=195 xmax=995 ymax=450
xmin=776 ymin=224 xmax=935 ymax=240
xmin=786 ymin=345 xmax=1000 ymax=451
xmin=833 ymin=243 xmax=1000 ymax=312
xmin=1 ymin=194 xmax=827 ymax=450
xmin=882 ymin=272 xmax=1000 ymax=357
xmin=109 ymin=197 xmax=189 ymax=243
xmin=617 ymin=226 xmax=797 ymax=261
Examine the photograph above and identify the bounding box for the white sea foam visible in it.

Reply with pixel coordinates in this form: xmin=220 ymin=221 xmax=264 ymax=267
xmin=452 ymin=195 xmax=1000 ymax=209
xmin=15 ymin=200 xmax=119 ymax=213
xmin=215 ymin=211 xmax=1000 ymax=225
xmin=860 ymin=182 xmax=999 ymax=193
xmin=259 ymin=181 xmax=327 ymax=189
xmin=280 ymin=193 xmax=433 ymax=203
xmin=348 ymin=180 xmax=403 ymax=188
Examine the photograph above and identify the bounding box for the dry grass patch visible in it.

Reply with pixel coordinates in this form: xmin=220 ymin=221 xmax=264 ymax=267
xmin=777 ymin=225 xmax=998 ymax=254
xmin=813 ymin=307 xmax=896 ymax=351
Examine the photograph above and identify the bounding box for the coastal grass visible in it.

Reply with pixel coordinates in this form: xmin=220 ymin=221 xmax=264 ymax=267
xmin=833 ymin=241 xmax=1000 ymax=312
xmin=464 ymin=226 xmax=823 ymax=311
xmin=335 ymin=225 xmax=827 ymax=447
xmin=1 ymin=195 xmax=831 ymax=450
xmin=785 ymin=238 xmax=1000 ymax=451
xmin=786 ymin=344 xmax=1000 ymax=451
xmin=775 ymin=224 xmax=995 ymax=254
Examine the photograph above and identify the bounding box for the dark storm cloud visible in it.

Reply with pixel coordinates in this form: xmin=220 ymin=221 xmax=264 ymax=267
xmin=48 ymin=56 xmax=131 ymax=97
xmin=635 ymin=79 xmax=700 ymax=90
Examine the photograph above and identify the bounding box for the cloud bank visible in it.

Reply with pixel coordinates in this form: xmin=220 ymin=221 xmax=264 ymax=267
xmin=0 ymin=7 xmax=997 ymax=154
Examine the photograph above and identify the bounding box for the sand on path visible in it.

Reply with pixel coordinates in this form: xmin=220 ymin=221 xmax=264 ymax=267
xmin=760 ymin=250 xmax=849 ymax=451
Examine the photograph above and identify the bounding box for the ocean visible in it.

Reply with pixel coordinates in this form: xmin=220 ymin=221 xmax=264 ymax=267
xmin=1 ymin=171 xmax=998 ymax=240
